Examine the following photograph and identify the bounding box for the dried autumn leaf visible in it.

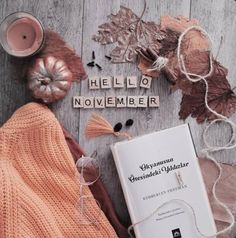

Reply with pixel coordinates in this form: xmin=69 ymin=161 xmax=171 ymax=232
xmin=160 ymin=15 xmax=199 ymax=34
xmin=171 ymin=50 xmax=211 ymax=93
xmin=93 ymin=6 xmax=163 ymax=63
xmin=160 ymin=16 xmax=208 ymax=84
xmin=179 ymin=62 xmax=236 ymax=123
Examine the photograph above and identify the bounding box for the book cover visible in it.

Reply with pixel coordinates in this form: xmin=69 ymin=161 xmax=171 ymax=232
xmin=111 ymin=124 xmax=216 ymax=238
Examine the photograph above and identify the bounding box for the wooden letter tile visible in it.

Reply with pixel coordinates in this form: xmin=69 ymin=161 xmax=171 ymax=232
xmin=83 ymin=97 xmax=94 ymax=108
xmin=89 ymin=76 xmax=100 ymax=89
xmin=116 ymin=96 xmax=127 ymax=108
xmin=73 ymin=96 xmax=84 ymax=108
xmin=137 ymin=96 xmax=148 ymax=107
xmin=149 ymin=96 xmax=159 ymax=107
xmin=114 ymin=75 xmax=125 ymax=88
xmin=140 ymin=75 xmax=152 ymax=89
xmin=127 ymin=96 xmax=137 ymax=107
xmin=94 ymin=97 xmax=105 ymax=108
xmin=106 ymin=96 xmax=116 ymax=107
xmin=101 ymin=76 xmax=112 ymax=89
xmin=127 ymin=76 xmax=137 ymax=88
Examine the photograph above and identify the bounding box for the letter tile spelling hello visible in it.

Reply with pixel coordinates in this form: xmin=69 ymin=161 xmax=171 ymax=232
xmin=101 ymin=76 xmax=112 ymax=89
xmin=113 ymin=75 xmax=125 ymax=88
xmin=140 ymin=75 xmax=152 ymax=89
xmin=126 ymin=76 xmax=137 ymax=89
xmin=89 ymin=76 xmax=100 ymax=89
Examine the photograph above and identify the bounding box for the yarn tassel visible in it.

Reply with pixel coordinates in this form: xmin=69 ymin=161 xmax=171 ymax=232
xmin=85 ymin=113 xmax=132 ymax=140
xmin=147 ymin=56 xmax=169 ymax=72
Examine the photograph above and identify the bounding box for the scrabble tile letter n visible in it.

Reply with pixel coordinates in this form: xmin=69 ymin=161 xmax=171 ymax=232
xmin=89 ymin=76 xmax=100 ymax=89
xmin=73 ymin=96 xmax=84 ymax=108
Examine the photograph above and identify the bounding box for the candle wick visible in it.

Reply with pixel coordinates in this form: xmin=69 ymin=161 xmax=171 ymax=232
xmin=22 ymin=35 xmax=27 ymax=39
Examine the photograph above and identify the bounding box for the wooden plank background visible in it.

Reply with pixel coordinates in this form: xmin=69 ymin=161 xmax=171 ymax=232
xmin=0 ymin=0 xmax=236 ymax=236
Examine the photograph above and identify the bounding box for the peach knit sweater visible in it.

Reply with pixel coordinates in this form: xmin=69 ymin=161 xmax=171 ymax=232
xmin=0 ymin=103 xmax=117 ymax=238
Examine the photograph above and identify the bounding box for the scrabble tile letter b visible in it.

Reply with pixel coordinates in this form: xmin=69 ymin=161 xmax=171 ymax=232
xmin=140 ymin=75 xmax=152 ymax=89
xmin=127 ymin=96 xmax=137 ymax=107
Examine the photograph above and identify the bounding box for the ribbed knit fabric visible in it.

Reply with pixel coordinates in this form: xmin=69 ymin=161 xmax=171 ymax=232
xmin=0 ymin=102 xmax=118 ymax=238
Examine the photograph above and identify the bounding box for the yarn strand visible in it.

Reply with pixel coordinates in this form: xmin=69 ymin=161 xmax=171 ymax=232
xmin=178 ymin=25 xmax=235 ymax=236
xmin=128 ymin=26 xmax=235 ymax=237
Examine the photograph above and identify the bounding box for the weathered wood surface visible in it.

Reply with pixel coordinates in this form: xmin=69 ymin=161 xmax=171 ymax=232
xmin=0 ymin=0 xmax=236 ymax=236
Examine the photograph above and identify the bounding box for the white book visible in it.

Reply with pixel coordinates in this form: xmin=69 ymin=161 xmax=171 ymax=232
xmin=111 ymin=124 xmax=216 ymax=238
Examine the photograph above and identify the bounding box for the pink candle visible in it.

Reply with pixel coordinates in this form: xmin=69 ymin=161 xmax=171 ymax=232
xmin=0 ymin=12 xmax=45 ymax=57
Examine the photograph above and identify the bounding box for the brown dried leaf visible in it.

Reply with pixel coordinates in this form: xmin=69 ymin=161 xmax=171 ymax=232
xmin=93 ymin=6 xmax=163 ymax=63
xmin=170 ymin=50 xmax=211 ymax=93
xmin=160 ymin=15 xmax=199 ymax=33
xmin=179 ymin=62 xmax=236 ymax=123
xmin=160 ymin=16 xmax=208 ymax=84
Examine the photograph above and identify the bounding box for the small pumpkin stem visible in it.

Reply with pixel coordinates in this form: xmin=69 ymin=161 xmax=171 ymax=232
xmin=39 ymin=77 xmax=51 ymax=85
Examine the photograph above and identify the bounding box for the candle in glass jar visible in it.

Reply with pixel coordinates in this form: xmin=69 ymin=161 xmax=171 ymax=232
xmin=0 ymin=12 xmax=45 ymax=57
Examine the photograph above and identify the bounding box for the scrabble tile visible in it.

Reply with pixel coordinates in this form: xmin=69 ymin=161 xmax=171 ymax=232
xmin=101 ymin=76 xmax=112 ymax=89
xmin=127 ymin=76 xmax=137 ymax=88
xmin=137 ymin=96 xmax=148 ymax=107
xmin=73 ymin=96 xmax=84 ymax=108
xmin=89 ymin=76 xmax=100 ymax=89
xmin=83 ymin=97 xmax=94 ymax=108
xmin=140 ymin=75 xmax=152 ymax=89
xmin=94 ymin=97 xmax=105 ymax=108
xmin=106 ymin=96 xmax=116 ymax=107
xmin=116 ymin=96 xmax=127 ymax=108
xmin=114 ymin=75 xmax=125 ymax=88
xmin=149 ymin=96 xmax=159 ymax=107
xmin=127 ymin=96 xmax=137 ymax=107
